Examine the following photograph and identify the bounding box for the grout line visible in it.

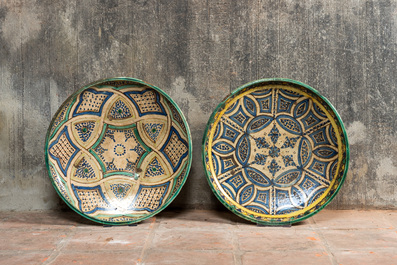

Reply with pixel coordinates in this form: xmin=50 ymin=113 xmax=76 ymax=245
xmin=311 ymin=217 xmax=338 ymax=265
xmin=137 ymin=217 xmax=159 ymax=264
xmin=44 ymin=227 xmax=78 ymax=265
xmin=231 ymin=225 xmax=243 ymax=265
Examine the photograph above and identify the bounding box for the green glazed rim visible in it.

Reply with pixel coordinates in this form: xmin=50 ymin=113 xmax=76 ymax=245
xmin=202 ymin=78 xmax=349 ymax=225
xmin=45 ymin=77 xmax=192 ymax=225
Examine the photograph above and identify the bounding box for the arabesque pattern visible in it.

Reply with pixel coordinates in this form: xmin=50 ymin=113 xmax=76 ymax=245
xmin=203 ymin=80 xmax=349 ymax=225
xmin=46 ymin=78 xmax=191 ymax=225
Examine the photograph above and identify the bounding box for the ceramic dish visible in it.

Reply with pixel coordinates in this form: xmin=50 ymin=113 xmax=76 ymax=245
xmin=45 ymin=77 xmax=192 ymax=225
xmin=203 ymin=79 xmax=349 ymax=225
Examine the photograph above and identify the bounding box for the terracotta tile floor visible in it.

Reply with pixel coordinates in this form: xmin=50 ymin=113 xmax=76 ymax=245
xmin=0 ymin=209 xmax=396 ymax=265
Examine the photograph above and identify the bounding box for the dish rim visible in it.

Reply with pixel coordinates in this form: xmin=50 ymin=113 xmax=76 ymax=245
xmin=45 ymin=77 xmax=193 ymax=225
xmin=202 ymin=78 xmax=350 ymax=225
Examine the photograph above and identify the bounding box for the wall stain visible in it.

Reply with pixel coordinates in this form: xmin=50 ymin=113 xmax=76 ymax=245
xmin=1 ymin=0 xmax=397 ymax=210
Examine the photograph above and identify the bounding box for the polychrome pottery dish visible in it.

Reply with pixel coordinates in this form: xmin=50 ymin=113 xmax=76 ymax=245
xmin=45 ymin=77 xmax=192 ymax=225
xmin=203 ymin=79 xmax=349 ymax=225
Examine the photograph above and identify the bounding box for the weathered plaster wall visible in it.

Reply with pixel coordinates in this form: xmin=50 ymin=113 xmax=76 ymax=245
xmin=0 ymin=0 xmax=396 ymax=211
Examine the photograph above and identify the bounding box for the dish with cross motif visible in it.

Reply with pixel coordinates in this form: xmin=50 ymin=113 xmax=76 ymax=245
xmin=202 ymin=79 xmax=349 ymax=225
xmin=45 ymin=77 xmax=192 ymax=225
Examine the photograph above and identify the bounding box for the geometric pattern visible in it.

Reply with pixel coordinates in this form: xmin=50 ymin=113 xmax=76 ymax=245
xmin=48 ymin=126 xmax=80 ymax=176
xmin=161 ymin=127 xmax=189 ymax=171
xmin=74 ymin=157 xmax=96 ymax=180
xmin=91 ymin=126 xmax=147 ymax=174
xmin=131 ymin=183 xmax=170 ymax=212
xmin=143 ymin=123 xmax=164 ymax=142
xmin=45 ymin=78 xmax=192 ymax=225
xmin=108 ymin=99 xmax=132 ymax=120
xmin=74 ymin=121 xmax=96 ymax=142
xmin=166 ymin=101 xmax=187 ymax=132
xmin=50 ymin=165 xmax=72 ymax=204
xmin=125 ymin=89 xmax=167 ymax=117
xmin=109 ymin=183 xmax=132 ymax=200
xmin=73 ymin=89 xmax=113 ymax=117
xmin=203 ymin=79 xmax=349 ymax=225
xmin=71 ymin=185 xmax=111 ymax=214
xmin=144 ymin=157 xmax=166 ymax=178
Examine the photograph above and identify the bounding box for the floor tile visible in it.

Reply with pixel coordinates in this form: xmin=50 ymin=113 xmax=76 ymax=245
xmin=241 ymin=251 xmax=333 ymax=265
xmin=0 ymin=252 xmax=53 ymax=265
xmin=63 ymin=229 xmax=149 ymax=251
xmin=157 ymin=210 xmax=235 ymax=230
xmin=383 ymin=211 xmax=397 ymax=228
xmin=0 ymin=210 xmax=87 ymax=230
xmin=237 ymin=229 xmax=325 ymax=251
xmin=0 ymin=209 xmax=397 ymax=265
xmin=143 ymin=250 xmax=234 ymax=265
xmin=151 ymin=229 xmax=233 ymax=250
xmin=50 ymin=251 xmax=141 ymax=265
xmin=0 ymin=210 xmax=156 ymax=230
xmin=333 ymin=250 xmax=397 ymax=265
xmin=0 ymin=230 xmax=65 ymax=251
xmin=157 ymin=209 xmax=235 ymax=229
xmin=320 ymin=229 xmax=397 ymax=250
xmin=312 ymin=210 xmax=392 ymax=229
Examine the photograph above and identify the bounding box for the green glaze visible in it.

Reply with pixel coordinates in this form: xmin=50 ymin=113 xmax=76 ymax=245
xmin=45 ymin=77 xmax=193 ymax=225
xmin=202 ymin=78 xmax=349 ymax=225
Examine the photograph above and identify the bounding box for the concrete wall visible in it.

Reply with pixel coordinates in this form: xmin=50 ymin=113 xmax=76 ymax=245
xmin=0 ymin=0 xmax=396 ymax=211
